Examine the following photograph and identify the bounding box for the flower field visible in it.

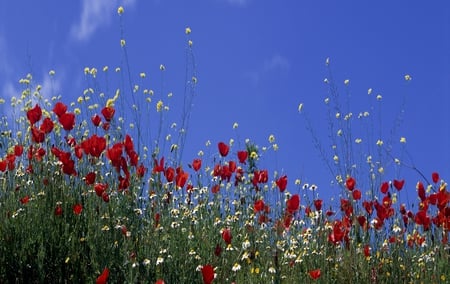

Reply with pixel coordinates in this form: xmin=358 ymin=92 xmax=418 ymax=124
xmin=0 ymin=6 xmax=449 ymax=284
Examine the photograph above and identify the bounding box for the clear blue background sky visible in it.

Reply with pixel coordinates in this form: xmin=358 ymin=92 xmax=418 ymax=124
xmin=0 ymin=1 xmax=448 ymax=202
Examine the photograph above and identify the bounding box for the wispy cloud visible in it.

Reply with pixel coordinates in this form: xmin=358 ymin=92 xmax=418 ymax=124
xmin=70 ymin=0 xmax=136 ymax=42
xmin=244 ymin=54 xmax=290 ymax=86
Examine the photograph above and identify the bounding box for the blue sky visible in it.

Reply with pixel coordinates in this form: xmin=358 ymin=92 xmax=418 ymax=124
xmin=0 ymin=0 xmax=449 ymax=202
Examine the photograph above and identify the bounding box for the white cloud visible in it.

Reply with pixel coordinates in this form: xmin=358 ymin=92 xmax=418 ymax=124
xmin=244 ymin=54 xmax=290 ymax=86
xmin=70 ymin=0 xmax=136 ymax=42
xmin=263 ymin=54 xmax=290 ymax=72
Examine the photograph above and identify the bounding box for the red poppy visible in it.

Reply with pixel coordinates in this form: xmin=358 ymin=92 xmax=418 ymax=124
xmin=102 ymin=192 xmax=110 ymax=203
xmin=53 ymin=102 xmax=67 ymax=117
xmin=221 ymin=228 xmax=232 ymax=245
xmin=73 ymin=204 xmax=83 ymax=215
xmin=14 ymin=145 xmax=24 ymax=157
xmin=155 ymin=280 xmax=165 ymax=284
xmin=254 ymin=199 xmax=265 ymax=213
xmin=94 ymin=183 xmax=108 ymax=197
xmin=82 ymin=135 xmax=106 ymax=158
xmin=352 ymin=189 xmax=362 ymax=200
xmin=192 ymin=159 xmax=202 ymax=172
xmin=31 ymin=127 xmax=45 ymax=143
xmin=85 ymin=172 xmax=96 ymax=185
xmin=59 ymin=112 xmax=75 ymax=131
xmin=417 ymin=181 xmax=426 ymax=201
xmin=38 ymin=117 xmax=53 ymax=134
xmin=309 ymin=269 xmax=321 ymax=280
xmin=153 ymin=157 xmax=165 ymax=173
xmin=165 ymin=167 xmax=175 ymax=183
xmin=357 ymin=215 xmax=367 ymax=228
xmin=101 ymin=106 xmax=115 ymax=122
xmin=218 ymin=142 xmax=229 ymax=157
xmin=211 ymin=184 xmax=220 ymax=194
xmin=346 ymin=176 xmax=356 ymax=191
xmin=393 ymin=179 xmax=405 ymax=191
xmin=54 ymin=205 xmax=63 ymax=216
xmin=123 ymin=135 xmax=134 ymax=154
xmin=237 ymin=150 xmax=248 ymax=163
xmin=340 ymin=198 xmax=353 ymax=217
xmin=201 ymin=264 xmax=215 ymax=284
xmin=314 ymin=199 xmax=323 ymax=211
xmin=91 ymin=114 xmax=102 ymax=127
xmin=432 ymin=172 xmax=440 ymax=183
xmin=136 ymin=163 xmax=146 ymax=178
xmin=276 ymin=175 xmax=288 ymax=192
xmin=286 ymin=194 xmax=300 ymax=214
xmin=363 ymin=244 xmax=371 ymax=257
xmin=214 ymin=244 xmax=222 ymax=257
xmin=175 ymin=169 xmax=189 ymax=189
xmin=96 ymin=267 xmax=109 ymax=284
xmin=27 ymin=104 xmax=42 ymax=125
xmin=0 ymin=160 xmax=6 ymax=172
xmin=380 ymin=181 xmax=389 ymax=194
xmin=20 ymin=195 xmax=30 ymax=205
xmin=363 ymin=201 xmax=373 ymax=215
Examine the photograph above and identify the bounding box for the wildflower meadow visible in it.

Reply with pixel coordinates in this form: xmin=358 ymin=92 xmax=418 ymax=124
xmin=0 ymin=6 xmax=448 ymax=284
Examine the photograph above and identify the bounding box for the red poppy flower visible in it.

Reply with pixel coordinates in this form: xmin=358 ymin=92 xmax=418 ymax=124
xmin=192 ymin=158 xmax=202 ymax=171
xmin=432 ymin=172 xmax=440 ymax=183
xmin=309 ymin=269 xmax=321 ymax=280
xmin=96 ymin=267 xmax=109 ymax=284
xmin=94 ymin=183 xmax=108 ymax=197
xmin=346 ymin=177 xmax=356 ymax=191
xmin=363 ymin=201 xmax=373 ymax=215
xmin=101 ymin=106 xmax=115 ymax=122
xmin=82 ymin=135 xmax=106 ymax=158
xmin=136 ymin=163 xmax=146 ymax=178
xmin=214 ymin=244 xmax=222 ymax=257
xmin=0 ymin=160 xmax=6 ymax=172
xmin=165 ymin=167 xmax=175 ymax=183
xmin=276 ymin=175 xmax=288 ymax=192
xmin=352 ymin=189 xmax=362 ymax=200
xmin=218 ymin=142 xmax=229 ymax=157
xmin=54 ymin=205 xmax=63 ymax=216
xmin=254 ymin=199 xmax=265 ymax=213
xmin=314 ymin=199 xmax=323 ymax=211
xmin=357 ymin=215 xmax=367 ymax=228
xmin=237 ymin=150 xmax=248 ymax=163
xmin=211 ymin=184 xmax=220 ymax=194
xmin=31 ymin=126 xmax=45 ymax=143
xmin=73 ymin=204 xmax=83 ymax=215
xmin=175 ymin=169 xmax=189 ymax=189
xmin=59 ymin=112 xmax=75 ymax=131
xmin=85 ymin=172 xmax=96 ymax=185
xmin=155 ymin=280 xmax=165 ymax=284
xmin=102 ymin=192 xmax=110 ymax=203
xmin=380 ymin=181 xmax=389 ymax=194
xmin=91 ymin=114 xmax=102 ymax=127
xmin=27 ymin=104 xmax=42 ymax=125
xmin=221 ymin=228 xmax=232 ymax=245
xmin=20 ymin=195 xmax=30 ymax=205
xmin=53 ymin=102 xmax=67 ymax=117
xmin=417 ymin=181 xmax=426 ymax=201
xmin=39 ymin=117 xmax=54 ymax=134
xmin=153 ymin=157 xmax=165 ymax=173
xmin=286 ymin=194 xmax=300 ymax=214
xmin=201 ymin=264 xmax=215 ymax=284
xmin=14 ymin=145 xmax=23 ymax=157
xmin=393 ymin=179 xmax=405 ymax=191
xmin=363 ymin=244 xmax=371 ymax=257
